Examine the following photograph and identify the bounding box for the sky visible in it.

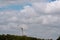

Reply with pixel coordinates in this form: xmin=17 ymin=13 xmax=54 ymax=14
xmin=0 ymin=0 xmax=60 ymax=40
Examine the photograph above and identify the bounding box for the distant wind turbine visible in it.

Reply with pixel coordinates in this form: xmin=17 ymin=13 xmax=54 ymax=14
xmin=21 ymin=27 xmax=24 ymax=36
xmin=17 ymin=24 xmax=24 ymax=36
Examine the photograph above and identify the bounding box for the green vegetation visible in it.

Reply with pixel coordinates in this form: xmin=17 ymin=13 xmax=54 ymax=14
xmin=0 ymin=34 xmax=53 ymax=40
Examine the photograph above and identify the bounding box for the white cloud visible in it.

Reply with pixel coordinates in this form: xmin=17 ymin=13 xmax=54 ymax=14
xmin=19 ymin=24 xmax=28 ymax=30
xmin=40 ymin=15 xmax=59 ymax=24
xmin=32 ymin=2 xmax=47 ymax=13
xmin=0 ymin=0 xmax=48 ymax=7
xmin=0 ymin=2 xmax=59 ymax=25
xmin=56 ymin=0 xmax=60 ymax=1
xmin=7 ymin=16 xmax=18 ymax=22
xmin=20 ymin=6 xmax=38 ymax=17
xmin=21 ymin=15 xmax=60 ymax=24
xmin=45 ymin=0 xmax=60 ymax=14
xmin=0 ymin=0 xmax=60 ymax=39
xmin=0 ymin=25 xmax=10 ymax=30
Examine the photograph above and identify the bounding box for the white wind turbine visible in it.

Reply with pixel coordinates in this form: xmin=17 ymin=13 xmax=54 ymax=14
xmin=17 ymin=24 xmax=24 ymax=36
xmin=21 ymin=27 xmax=24 ymax=36
xmin=17 ymin=24 xmax=28 ymax=36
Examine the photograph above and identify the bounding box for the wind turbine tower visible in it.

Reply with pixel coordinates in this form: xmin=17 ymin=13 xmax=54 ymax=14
xmin=21 ymin=27 xmax=24 ymax=36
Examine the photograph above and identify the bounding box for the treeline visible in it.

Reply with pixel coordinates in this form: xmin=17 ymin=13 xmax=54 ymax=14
xmin=0 ymin=34 xmax=42 ymax=40
xmin=57 ymin=36 xmax=60 ymax=40
xmin=0 ymin=34 xmax=59 ymax=40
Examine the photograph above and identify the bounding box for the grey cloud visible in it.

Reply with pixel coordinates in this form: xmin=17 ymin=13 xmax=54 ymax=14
xmin=26 ymin=24 xmax=60 ymax=39
xmin=0 ymin=0 xmax=60 ymax=40
xmin=0 ymin=0 xmax=48 ymax=7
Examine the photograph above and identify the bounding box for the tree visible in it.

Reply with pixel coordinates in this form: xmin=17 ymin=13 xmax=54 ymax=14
xmin=57 ymin=36 xmax=60 ymax=40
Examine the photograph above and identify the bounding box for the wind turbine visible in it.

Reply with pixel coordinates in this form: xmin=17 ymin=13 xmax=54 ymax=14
xmin=17 ymin=24 xmax=24 ymax=36
xmin=21 ymin=27 xmax=24 ymax=36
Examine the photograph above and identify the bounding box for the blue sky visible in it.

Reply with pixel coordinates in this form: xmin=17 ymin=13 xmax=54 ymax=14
xmin=0 ymin=3 xmax=32 ymax=11
xmin=0 ymin=0 xmax=55 ymax=11
xmin=0 ymin=0 xmax=60 ymax=40
xmin=49 ymin=0 xmax=56 ymax=2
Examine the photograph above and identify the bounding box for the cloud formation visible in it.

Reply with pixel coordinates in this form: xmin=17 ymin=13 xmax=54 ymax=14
xmin=0 ymin=0 xmax=60 ymax=40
